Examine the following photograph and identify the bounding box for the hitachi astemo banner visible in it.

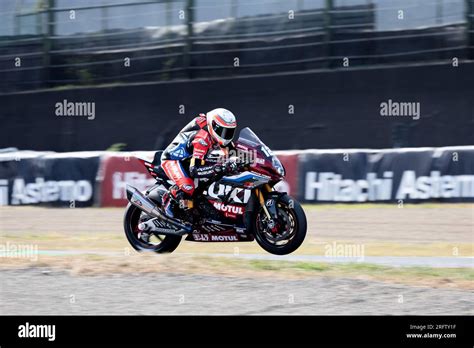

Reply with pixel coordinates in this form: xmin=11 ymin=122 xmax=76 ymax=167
xmin=1 ymin=146 xmax=473 ymax=206
xmin=298 ymin=146 xmax=474 ymax=203
xmin=0 ymin=151 xmax=103 ymax=207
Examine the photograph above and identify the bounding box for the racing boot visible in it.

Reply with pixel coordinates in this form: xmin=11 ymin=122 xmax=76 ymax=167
xmin=162 ymin=185 xmax=193 ymax=218
xmin=161 ymin=190 xmax=177 ymax=218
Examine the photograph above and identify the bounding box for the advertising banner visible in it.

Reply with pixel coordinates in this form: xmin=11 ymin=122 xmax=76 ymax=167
xmin=2 ymin=146 xmax=472 ymax=207
xmin=97 ymin=152 xmax=156 ymax=207
xmin=298 ymin=147 xmax=474 ymax=203
xmin=273 ymin=152 xmax=299 ymax=196
xmin=0 ymin=151 xmax=103 ymax=207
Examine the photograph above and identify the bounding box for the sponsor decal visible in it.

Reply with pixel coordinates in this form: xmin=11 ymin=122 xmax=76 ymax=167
xmin=191 ymin=233 xmax=239 ymax=242
xmin=192 ymin=233 xmax=209 ymax=241
xmin=207 ymin=183 xmax=251 ymax=203
xmin=197 ymin=167 xmax=213 ymax=175
xmin=212 ymin=201 xmax=244 ymax=218
xmin=171 ymin=148 xmax=185 ymax=158
xmin=219 ymin=110 xmax=235 ymax=123
xmin=169 ymin=164 xmax=183 ymax=178
xmin=169 ymin=143 xmax=189 ymax=160
xmin=194 ymin=149 xmax=206 ymax=159
xmin=183 ymin=184 xmax=194 ymax=191
xmin=236 ymin=144 xmax=249 ymax=151
xmin=152 ymin=227 xmax=176 ymax=234
xmin=211 ymin=234 xmax=238 ymax=241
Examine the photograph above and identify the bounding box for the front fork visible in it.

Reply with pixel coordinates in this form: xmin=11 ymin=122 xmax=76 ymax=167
xmin=255 ymin=184 xmax=279 ymax=221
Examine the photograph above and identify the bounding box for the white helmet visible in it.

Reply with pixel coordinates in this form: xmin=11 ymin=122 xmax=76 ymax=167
xmin=206 ymin=108 xmax=237 ymax=146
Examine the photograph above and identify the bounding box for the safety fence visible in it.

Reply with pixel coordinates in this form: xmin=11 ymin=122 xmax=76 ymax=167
xmin=1 ymin=0 xmax=472 ymax=92
xmin=0 ymin=146 xmax=472 ymax=207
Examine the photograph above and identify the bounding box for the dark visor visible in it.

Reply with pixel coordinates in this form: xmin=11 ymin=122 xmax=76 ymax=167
xmin=212 ymin=120 xmax=235 ymax=140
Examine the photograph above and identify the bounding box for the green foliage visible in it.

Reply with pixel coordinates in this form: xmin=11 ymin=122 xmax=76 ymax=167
xmin=106 ymin=143 xmax=127 ymax=151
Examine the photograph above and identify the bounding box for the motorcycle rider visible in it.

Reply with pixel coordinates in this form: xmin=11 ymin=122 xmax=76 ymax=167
xmin=160 ymin=108 xmax=239 ymax=218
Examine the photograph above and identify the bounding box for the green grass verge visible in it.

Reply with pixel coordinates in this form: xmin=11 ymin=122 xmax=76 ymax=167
xmin=229 ymin=258 xmax=474 ymax=282
xmin=301 ymin=203 xmax=474 ymax=210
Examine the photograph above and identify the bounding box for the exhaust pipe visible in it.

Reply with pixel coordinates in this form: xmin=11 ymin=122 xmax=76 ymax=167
xmin=126 ymin=185 xmax=191 ymax=235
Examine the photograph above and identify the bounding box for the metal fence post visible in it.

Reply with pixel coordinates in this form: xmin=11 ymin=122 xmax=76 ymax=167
xmin=42 ymin=0 xmax=55 ymax=88
xmin=231 ymin=0 xmax=238 ymax=18
xmin=467 ymin=0 xmax=473 ymax=59
xmin=166 ymin=0 xmax=172 ymax=27
xmin=324 ymin=0 xmax=333 ymax=68
xmin=101 ymin=0 xmax=108 ymax=32
xmin=13 ymin=4 xmax=20 ymax=36
xmin=436 ymin=0 xmax=443 ymax=25
xmin=184 ymin=0 xmax=194 ymax=79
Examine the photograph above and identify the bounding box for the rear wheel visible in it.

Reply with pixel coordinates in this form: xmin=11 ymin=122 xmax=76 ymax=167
xmin=123 ymin=203 xmax=181 ymax=253
xmin=252 ymin=194 xmax=306 ymax=255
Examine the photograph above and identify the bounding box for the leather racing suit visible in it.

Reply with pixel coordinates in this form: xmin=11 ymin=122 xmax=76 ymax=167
xmin=160 ymin=114 xmax=234 ymax=215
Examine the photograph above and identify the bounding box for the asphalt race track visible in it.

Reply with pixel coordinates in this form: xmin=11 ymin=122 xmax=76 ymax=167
xmin=1 ymin=269 xmax=473 ymax=315
xmin=0 ymin=205 xmax=472 ymax=315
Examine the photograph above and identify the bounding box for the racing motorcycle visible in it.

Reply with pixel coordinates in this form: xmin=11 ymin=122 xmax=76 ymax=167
xmin=123 ymin=127 xmax=306 ymax=255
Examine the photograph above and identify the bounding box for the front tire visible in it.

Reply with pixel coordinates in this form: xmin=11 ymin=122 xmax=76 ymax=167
xmin=252 ymin=194 xmax=307 ymax=255
xmin=123 ymin=203 xmax=181 ymax=253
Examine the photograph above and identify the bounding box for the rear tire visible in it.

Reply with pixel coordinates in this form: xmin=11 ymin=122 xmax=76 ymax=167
xmin=252 ymin=194 xmax=307 ymax=255
xmin=123 ymin=203 xmax=181 ymax=254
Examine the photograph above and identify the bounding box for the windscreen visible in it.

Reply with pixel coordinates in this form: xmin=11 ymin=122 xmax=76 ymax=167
xmin=237 ymin=127 xmax=285 ymax=177
xmin=237 ymin=127 xmax=264 ymax=146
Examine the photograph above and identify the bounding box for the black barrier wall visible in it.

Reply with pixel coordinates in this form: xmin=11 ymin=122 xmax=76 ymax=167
xmin=1 ymin=63 xmax=473 ymax=152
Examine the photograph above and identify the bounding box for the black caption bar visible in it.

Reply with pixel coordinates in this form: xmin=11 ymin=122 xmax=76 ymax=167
xmin=0 ymin=316 xmax=472 ymax=346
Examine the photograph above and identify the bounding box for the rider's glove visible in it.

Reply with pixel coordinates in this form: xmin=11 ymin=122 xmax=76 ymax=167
xmin=213 ymin=163 xmax=224 ymax=174
xmin=215 ymin=159 xmax=239 ymax=175
xmin=225 ymin=160 xmax=239 ymax=174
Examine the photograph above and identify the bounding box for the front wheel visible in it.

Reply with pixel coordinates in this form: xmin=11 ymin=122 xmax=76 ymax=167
xmin=253 ymin=194 xmax=307 ymax=255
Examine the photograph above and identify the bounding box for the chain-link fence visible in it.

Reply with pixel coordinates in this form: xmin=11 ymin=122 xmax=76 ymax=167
xmin=0 ymin=0 xmax=472 ymax=93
